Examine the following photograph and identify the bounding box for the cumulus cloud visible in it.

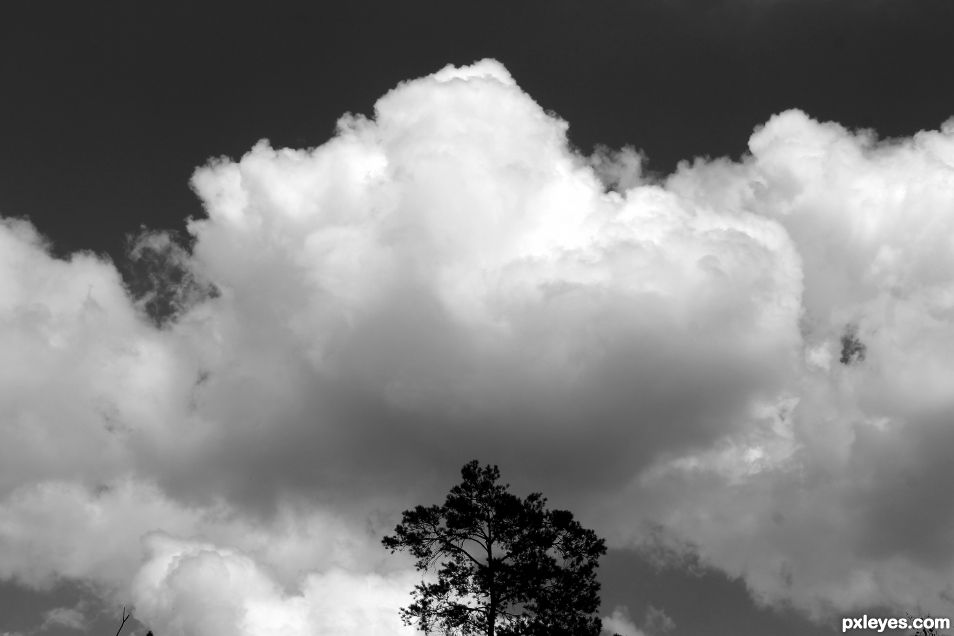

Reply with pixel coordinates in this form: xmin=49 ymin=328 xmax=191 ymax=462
xmin=633 ymin=108 xmax=954 ymax=617
xmin=1 ymin=58 xmax=954 ymax=632
xmin=179 ymin=58 xmax=802 ymax=510
xmin=130 ymin=535 xmax=418 ymax=636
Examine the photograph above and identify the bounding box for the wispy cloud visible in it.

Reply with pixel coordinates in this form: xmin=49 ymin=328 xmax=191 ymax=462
xmin=601 ymin=603 xmax=674 ymax=636
xmin=603 ymin=606 xmax=647 ymax=636
xmin=40 ymin=603 xmax=86 ymax=631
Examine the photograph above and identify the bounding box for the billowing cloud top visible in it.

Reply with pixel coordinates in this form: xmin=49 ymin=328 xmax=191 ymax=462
xmin=2 ymin=59 xmax=954 ymax=634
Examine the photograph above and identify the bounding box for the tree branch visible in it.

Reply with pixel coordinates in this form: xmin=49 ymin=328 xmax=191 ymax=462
xmin=114 ymin=606 xmax=132 ymax=636
xmin=443 ymin=538 xmax=485 ymax=568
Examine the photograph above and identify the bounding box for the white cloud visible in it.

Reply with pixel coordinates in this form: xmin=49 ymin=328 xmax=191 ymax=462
xmin=1 ymin=59 xmax=954 ymax=630
xmin=40 ymin=604 xmax=87 ymax=631
xmin=0 ymin=480 xmax=197 ymax=589
xmin=636 ymin=109 xmax=954 ymax=617
xmin=601 ymin=604 xmax=674 ymax=636
xmin=131 ymin=535 xmax=417 ymax=636
xmin=178 ymin=58 xmax=803 ymax=512
xmin=602 ymin=606 xmax=646 ymax=636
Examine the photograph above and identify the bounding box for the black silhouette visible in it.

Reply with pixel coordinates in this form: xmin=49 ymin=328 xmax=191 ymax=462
xmin=113 ymin=606 xmax=131 ymax=636
xmin=383 ymin=460 xmax=608 ymax=636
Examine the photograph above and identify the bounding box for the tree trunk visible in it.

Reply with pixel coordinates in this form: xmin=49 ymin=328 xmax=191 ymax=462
xmin=487 ymin=529 xmax=495 ymax=636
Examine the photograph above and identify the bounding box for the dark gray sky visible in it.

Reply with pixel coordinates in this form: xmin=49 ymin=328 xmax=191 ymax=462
xmin=1 ymin=2 xmax=954 ymax=636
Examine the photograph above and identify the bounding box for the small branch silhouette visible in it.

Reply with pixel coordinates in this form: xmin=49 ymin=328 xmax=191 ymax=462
xmin=114 ymin=605 xmax=131 ymax=636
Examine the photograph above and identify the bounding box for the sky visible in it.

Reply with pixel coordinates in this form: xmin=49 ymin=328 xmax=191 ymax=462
xmin=2 ymin=2 xmax=954 ymax=635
